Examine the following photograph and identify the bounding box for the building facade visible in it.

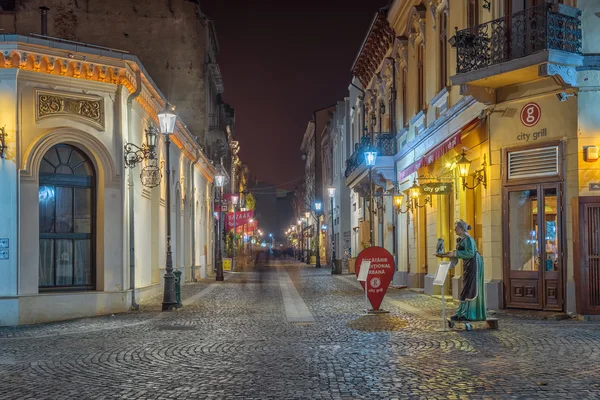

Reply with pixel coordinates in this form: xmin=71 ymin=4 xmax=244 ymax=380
xmin=341 ymin=0 xmax=600 ymax=314
xmin=0 ymin=36 xmax=216 ymax=326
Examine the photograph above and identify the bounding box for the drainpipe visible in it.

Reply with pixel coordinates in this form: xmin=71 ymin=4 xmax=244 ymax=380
xmin=40 ymin=6 xmax=49 ymax=35
xmin=127 ymin=70 xmax=142 ymax=311
xmin=190 ymin=149 xmax=201 ymax=282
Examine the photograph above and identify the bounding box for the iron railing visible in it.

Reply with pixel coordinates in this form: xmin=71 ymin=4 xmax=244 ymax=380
xmin=208 ymin=113 xmax=222 ymax=131
xmin=344 ymin=133 xmax=396 ymax=178
xmin=455 ymin=3 xmax=581 ymax=74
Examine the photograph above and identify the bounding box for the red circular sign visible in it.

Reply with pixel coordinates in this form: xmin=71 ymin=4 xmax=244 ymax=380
xmin=520 ymin=102 xmax=541 ymax=127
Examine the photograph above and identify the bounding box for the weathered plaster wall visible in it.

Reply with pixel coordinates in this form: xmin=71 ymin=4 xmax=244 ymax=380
xmin=7 ymin=0 xmax=207 ymax=141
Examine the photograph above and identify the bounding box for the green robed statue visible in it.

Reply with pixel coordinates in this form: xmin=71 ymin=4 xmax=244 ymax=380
xmin=440 ymin=220 xmax=487 ymax=322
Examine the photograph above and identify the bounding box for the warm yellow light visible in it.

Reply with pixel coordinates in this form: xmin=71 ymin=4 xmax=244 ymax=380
xmin=394 ymin=194 xmax=403 ymax=208
xmin=409 ymin=180 xmax=420 ymax=199
xmin=457 ymin=151 xmax=471 ymax=178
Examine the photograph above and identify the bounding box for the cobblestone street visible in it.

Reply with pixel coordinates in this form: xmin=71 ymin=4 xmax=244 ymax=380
xmin=1 ymin=260 xmax=600 ymax=399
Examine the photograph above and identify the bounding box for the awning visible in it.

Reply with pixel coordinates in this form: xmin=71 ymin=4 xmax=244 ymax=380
xmin=398 ymin=117 xmax=482 ymax=181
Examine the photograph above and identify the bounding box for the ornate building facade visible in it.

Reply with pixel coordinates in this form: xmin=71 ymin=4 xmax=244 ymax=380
xmin=343 ymin=0 xmax=600 ymax=314
xmin=0 ymin=36 xmax=216 ymax=326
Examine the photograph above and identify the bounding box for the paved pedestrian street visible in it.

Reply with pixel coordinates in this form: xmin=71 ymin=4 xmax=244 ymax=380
xmin=1 ymin=260 xmax=600 ymax=400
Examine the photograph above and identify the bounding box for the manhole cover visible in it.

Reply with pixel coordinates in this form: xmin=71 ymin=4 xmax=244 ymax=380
xmin=348 ymin=315 xmax=408 ymax=332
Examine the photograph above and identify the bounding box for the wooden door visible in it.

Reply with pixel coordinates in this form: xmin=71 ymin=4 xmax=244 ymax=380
xmin=504 ymin=185 xmax=543 ymax=309
xmin=504 ymin=183 xmax=564 ymax=310
xmin=576 ymin=197 xmax=600 ymax=314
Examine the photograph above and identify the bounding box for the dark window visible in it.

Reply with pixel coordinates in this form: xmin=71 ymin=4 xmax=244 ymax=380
xmin=417 ymin=44 xmax=424 ymax=111
xmin=0 ymin=0 xmax=16 ymax=12
xmin=439 ymin=10 xmax=448 ymax=91
xmin=39 ymin=144 xmax=95 ymax=290
xmin=468 ymin=0 xmax=479 ymax=28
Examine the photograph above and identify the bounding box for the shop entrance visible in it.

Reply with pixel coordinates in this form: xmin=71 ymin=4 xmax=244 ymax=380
xmin=503 ymin=184 xmax=563 ymax=310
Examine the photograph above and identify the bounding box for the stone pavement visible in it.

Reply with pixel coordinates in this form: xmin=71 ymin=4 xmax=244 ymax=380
xmin=1 ymin=260 xmax=600 ymax=399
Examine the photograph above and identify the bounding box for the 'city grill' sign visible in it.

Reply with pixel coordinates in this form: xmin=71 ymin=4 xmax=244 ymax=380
xmin=420 ymin=182 xmax=452 ymax=195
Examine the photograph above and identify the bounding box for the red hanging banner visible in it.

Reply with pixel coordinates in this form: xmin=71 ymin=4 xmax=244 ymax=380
xmin=226 ymin=210 xmax=254 ymax=231
xmin=355 ymin=246 xmax=396 ymax=311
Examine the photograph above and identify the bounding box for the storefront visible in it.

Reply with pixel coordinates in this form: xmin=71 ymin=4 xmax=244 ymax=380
xmin=491 ymin=95 xmax=576 ymax=312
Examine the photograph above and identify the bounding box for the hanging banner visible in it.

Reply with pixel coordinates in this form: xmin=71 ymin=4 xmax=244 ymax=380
xmin=214 ymin=198 xmax=228 ymax=212
xmin=355 ymin=246 xmax=396 ymax=311
xmin=234 ymin=219 xmax=258 ymax=234
xmin=226 ymin=210 xmax=254 ymax=231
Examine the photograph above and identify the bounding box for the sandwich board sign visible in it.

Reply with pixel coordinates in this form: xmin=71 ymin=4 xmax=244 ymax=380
xmin=355 ymin=246 xmax=396 ymax=311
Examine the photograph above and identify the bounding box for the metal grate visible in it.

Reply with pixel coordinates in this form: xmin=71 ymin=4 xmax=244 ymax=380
xmin=587 ymin=206 xmax=600 ymax=307
xmin=508 ymin=146 xmax=558 ymax=180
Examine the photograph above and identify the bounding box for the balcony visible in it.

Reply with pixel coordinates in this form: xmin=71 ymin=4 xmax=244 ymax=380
xmin=451 ymin=4 xmax=582 ymax=101
xmin=208 ymin=113 xmax=222 ymax=131
xmin=344 ymin=133 xmax=396 ymax=193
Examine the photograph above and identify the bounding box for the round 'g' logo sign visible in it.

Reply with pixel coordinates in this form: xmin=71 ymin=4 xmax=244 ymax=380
xmin=520 ymin=102 xmax=541 ymax=127
xmin=370 ymin=277 xmax=381 ymax=289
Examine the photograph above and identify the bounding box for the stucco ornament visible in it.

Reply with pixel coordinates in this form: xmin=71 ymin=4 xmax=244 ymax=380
xmin=538 ymin=63 xmax=578 ymax=87
xmin=36 ymin=89 xmax=105 ymax=130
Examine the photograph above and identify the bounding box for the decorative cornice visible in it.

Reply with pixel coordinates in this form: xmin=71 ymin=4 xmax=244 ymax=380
xmin=406 ymin=4 xmax=427 ymax=49
xmin=351 ymin=11 xmax=395 ymax=88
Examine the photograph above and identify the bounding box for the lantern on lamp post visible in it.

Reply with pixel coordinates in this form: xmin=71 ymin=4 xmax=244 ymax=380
xmin=314 ymin=201 xmax=323 ymax=268
xmin=214 ymin=164 xmax=226 ymax=282
xmin=157 ymin=104 xmax=178 ymax=311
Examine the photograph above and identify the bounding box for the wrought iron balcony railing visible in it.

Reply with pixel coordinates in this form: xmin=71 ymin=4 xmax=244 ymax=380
xmin=208 ymin=113 xmax=222 ymax=131
xmin=454 ymin=3 xmax=581 ymax=74
xmin=344 ymin=133 xmax=396 ymax=178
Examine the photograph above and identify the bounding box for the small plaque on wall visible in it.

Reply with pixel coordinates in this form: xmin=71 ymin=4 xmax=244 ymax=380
xmin=0 ymin=249 xmax=8 ymax=260
xmin=589 ymin=183 xmax=600 ymax=191
xmin=0 ymin=238 xmax=8 ymax=248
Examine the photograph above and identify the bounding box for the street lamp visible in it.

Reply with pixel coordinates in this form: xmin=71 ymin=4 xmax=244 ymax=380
xmin=158 ymin=104 xmax=178 ymax=311
xmin=231 ymin=194 xmax=239 ymax=271
xmin=328 ymin=187 xmax=339 ymax=274
xmin=269 ymin=233 xmax=274 ymax=248
xmin=314 ymin=201 xmax=323 ymax=268
xmin=304 ymin=211 xmax=311 ymax=264
xmin=409 ymin=178 xmax=431 ymax=209
xmin=364 ymin=144 xmax=377 ymax=247
xmin=214 ymin=164 xmax=226 ymax=282
xmin=297 ymin=219 xmax=303 ymax=260
xmin=456 ymin=150 xmax=487 ymax=190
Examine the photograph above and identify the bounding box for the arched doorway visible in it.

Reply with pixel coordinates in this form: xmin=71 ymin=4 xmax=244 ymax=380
xmin=38 ymin=144 xmax=95 ymax=290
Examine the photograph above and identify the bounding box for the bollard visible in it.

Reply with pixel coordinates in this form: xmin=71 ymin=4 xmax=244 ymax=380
xmin=174 ymin=270 xmax=183 ymax=308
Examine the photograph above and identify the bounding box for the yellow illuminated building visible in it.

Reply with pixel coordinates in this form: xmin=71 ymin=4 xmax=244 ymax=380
xmin=345 ymin=0 xmax=600 ymax=314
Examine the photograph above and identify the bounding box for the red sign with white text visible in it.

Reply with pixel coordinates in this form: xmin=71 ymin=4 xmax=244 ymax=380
xmin=234 ymin=219 xmax=257 ymax=234
xmin=226 ymin=210 xmax=254 ymax=231
xmin=520 ymin=102 xmax=541 ymax=127
xmin=355 ymin=246 xmax=396 ymax=311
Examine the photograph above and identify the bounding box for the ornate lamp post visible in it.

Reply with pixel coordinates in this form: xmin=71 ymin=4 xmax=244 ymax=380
xmin=215 ymin=165 xmax=226 ymax=282
xmin=123 ymin=125 xmax=160 ymax=311
xmin=314 ymin=201 xmax=323 ymax=268
xmin=364 ymin=145 xmax=378 ymax=247
xmin=297 ymin=219 xmax=303 ymax=260
xmin=157 ymin=104 xmax=178 ymax=311
xmin=328 ymin=187 xmax=339 ymax=274
xmin=304 ymin=211 xmax=311 ymax=264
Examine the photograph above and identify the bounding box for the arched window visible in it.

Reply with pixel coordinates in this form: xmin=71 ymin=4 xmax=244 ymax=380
xmin=39 ymin=144 xmax=95 ymax=290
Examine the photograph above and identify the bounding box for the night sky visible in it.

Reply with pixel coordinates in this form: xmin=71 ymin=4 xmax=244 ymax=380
xmin=200 ymin=1 xmax=390 ymax=188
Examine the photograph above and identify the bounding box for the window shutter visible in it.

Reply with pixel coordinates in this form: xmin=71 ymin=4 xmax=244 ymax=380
xmin=508 ymin=146 xmax=559 ymax=180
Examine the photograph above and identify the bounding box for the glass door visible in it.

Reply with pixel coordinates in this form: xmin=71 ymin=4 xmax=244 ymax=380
xmin=504 ymin=184 xmax=563 ymax=310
